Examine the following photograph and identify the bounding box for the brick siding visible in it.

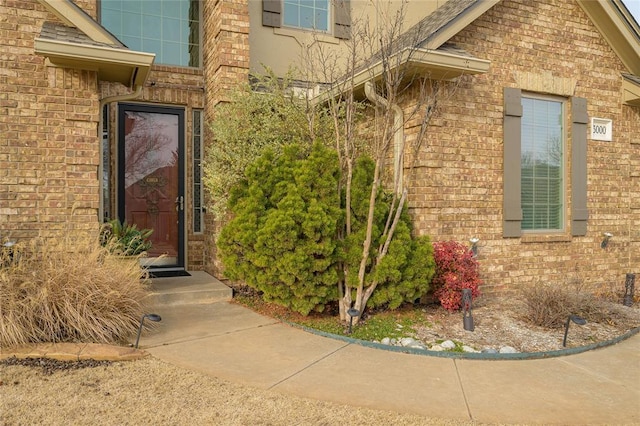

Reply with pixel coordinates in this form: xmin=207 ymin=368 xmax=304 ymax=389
xmin=405 ymin=0 xmax=639 ymax=293
xmin=0 ymin=0 xmax=101 ymax=240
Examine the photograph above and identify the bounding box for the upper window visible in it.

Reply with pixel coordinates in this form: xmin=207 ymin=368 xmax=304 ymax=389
xmin=520 ymin=96 xmax=564 ymax=231
xmin=262 ymin=0 xmax=351 ymax=39
xmin=283 ymin=0 xmax=329 ymax=31
xmin=100 ymin=0 xmax=200 ymax=68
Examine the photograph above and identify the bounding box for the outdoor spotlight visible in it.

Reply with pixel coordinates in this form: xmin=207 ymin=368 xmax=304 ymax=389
xmin=562 ymin=314 xmax=586 ymax=347
xmin=469 ymin=237 xmax=480 ymax=257
xmin=462 ymin=288 xmax=474 ymax=331
xmin=623 ymin=273 xmax=635 ymax=307
xmin=2 ymin=241 xmax=17 ymax=267
xmin=601 ymin=232 xmax=613 ymax=249
xmin=347 ymin=308 xmax=360 ymax=334
xmin=134 ymin=313 xmax=162 ymax=349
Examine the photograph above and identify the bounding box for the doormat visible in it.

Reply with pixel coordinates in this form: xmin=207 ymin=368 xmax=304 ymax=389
xmin=149 ymin=270 xmax=191 ymax=278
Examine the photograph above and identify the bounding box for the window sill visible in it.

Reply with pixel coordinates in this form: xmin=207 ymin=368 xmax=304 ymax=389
xmin=521 ymin=234 xmax=572 ymax=243
xmin=274 ymin=27 xmax=339 ymax=45
xmin=151 ymin=64 xmax=203 ymax=75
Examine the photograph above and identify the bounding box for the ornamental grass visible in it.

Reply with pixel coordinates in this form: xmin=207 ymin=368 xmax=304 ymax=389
xmin=0 ymin=232 xmax=150 ymax=347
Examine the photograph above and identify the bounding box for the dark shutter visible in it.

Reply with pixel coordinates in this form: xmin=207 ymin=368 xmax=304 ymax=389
xmin=263 ymin=0 xmax=281 ymax=28
xmin=571 ymin=97 xmax=588 ymax=236
xmin=503 ymin=87 xmax=523 ymax=237
xmin=334 ymin=0 xmax=351 ymax=39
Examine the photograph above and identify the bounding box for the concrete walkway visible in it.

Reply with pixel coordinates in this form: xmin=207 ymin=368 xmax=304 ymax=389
xmin=2 ymin=271 xmax=639 ymax=424
xmin=139 ymin=273 xmax=640 ymax=425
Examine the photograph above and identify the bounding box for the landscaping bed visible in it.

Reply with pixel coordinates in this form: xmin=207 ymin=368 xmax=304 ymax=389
xmin=232 ymin=285 xmax=640 ymax=354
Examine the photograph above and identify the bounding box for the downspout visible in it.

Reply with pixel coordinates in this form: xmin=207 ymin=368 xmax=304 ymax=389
xmin=98 ymin=84 xmax=145 ymax=222
xmin=364 ymin=81 xmax=404 ymax=194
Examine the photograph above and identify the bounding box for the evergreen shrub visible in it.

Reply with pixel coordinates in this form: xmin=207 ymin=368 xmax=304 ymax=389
xmin=218 ymin=142 xmax=342 ymax=315
xmin=219 ymin=146 xmax=437 ymax=315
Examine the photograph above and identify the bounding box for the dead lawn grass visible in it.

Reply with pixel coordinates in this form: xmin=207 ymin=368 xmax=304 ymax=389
xmin=0 ymin=357 xmax=475 ymax=426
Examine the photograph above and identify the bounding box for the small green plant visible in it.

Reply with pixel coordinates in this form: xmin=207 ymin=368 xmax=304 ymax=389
xmin=347 ymin=311 xmax=429 ymax=341
xmin=101 ymin=219 xmax=153 ymax=256
xmin=432 ymin=241 xmax=482 ymax=311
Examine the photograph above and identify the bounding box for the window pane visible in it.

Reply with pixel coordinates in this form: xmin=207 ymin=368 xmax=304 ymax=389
xmin=142 ymin=1 xmax=163 ymax=16
xmin=143 ymin=15 xmax=162 ymax=39
xmin=100 ymin=0 xmax=200 ymax=67
xmin=283 ymin=0 xmax=329 ymax=31
xmin=192 ymin=110 xmax=203 ymax=233
xmin=122 ymin=13 xmax=141 ymax=37
xmin=121 ymin=35 xmax=142 ymax=51
xmin=101 ymin=8 xmax=122 ymax=34
xmin=122 ymin=1 xmax=141 ymax=13
xmin=283 ymin=3 xmax=299 ymax=27
xmin=299 ymin=6 xmax=314 ymax=28
xmin=163 ymin=1 xmax=183 ymax=19
xmin=316 ymin=10 xmax=328 ymax=31
xmin=521 ymin=97 xmax=564 ymax=231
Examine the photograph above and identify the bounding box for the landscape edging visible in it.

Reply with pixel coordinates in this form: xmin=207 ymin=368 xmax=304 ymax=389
xmin=286 ymin=321 xmax=640 ymax=360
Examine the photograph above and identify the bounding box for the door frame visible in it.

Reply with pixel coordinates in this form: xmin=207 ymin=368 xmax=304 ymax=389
xmin=117 ymin=102 xmax=186 ymax=271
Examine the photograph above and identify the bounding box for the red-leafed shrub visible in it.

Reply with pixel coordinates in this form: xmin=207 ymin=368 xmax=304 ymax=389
xmin=432 ymin=241 xmax=482 ymax=311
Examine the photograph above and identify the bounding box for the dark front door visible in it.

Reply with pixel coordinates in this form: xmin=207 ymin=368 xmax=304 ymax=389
xmin=118 ymin=103 xmax=185 ymax=270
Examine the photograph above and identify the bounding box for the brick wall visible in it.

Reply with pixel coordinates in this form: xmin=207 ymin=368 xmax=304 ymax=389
xmin=406 ymin=0 xmax=639 ymax=293
xmin=202 ymin=0 xmax=250 ymax=276
xmin=0 ymin=0 xmax=101 ymax=240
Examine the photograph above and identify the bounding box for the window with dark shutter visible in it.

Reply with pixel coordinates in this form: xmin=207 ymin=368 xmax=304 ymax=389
xmin=503 ymin=88 xmax=589 ymax=237
xmin=262 ymin=0 xmax=350 ymax=39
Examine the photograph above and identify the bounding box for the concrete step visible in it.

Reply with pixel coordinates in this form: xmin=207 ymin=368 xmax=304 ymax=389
xmin=147 ymin=271 xmax=233 ymax=307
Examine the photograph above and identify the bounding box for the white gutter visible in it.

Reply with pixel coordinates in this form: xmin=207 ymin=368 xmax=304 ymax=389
xmin=98 ymin=85 xmax=145 ymax=221
xmin=364 ymin=81 xmax=404 ymax=195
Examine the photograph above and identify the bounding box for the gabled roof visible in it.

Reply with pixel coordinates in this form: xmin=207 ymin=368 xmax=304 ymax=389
xmin=319 ymin=0 xmax=496 ymax=101
xmin=34 ymin=0 xmax=154 ymax=87
xmin=577 ymin=0 xmax=640 ymax=76
xmin=577 ymin=0 xmax=640 ymax=105
xmin=339 ymin=0 xmax=640 ymax=106
xmin=406 ymin=0 xmax=500 ymax=50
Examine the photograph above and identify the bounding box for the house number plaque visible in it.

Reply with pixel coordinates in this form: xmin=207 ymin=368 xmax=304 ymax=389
xmin=591 ymin=117 xmax=612 ymax=142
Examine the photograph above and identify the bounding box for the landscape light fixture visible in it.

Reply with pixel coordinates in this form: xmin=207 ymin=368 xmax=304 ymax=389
xmin=601 ymin=232 xmax=613 ymax=249
xmin=469 ymin=237 xmax=480 ymax=257
xmin=623 ymin=273 xmax=635 ymax=307
xmin=562 ymin=315 xmax=586 ymax=347
xmin=347 ymin=308 xmax=360 ymax=334
xmin=134 ymin=313 xmax=162 ymax=349
xmin=462 ymin=288 xmax=474 ymax=332
xmin=2 ymin=241 xmax=17 ymax=267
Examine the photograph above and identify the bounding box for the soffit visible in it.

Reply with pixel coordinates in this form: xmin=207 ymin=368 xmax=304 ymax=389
xmin=577 ymin=0 xmax=640 ymax=76
xmin=622 ymin=73 xmax=640 ymax=106
xmin=34 ymin=2 xmax=155 ymax=87
xmin=315 ymin=44 xmax=490 ymax=103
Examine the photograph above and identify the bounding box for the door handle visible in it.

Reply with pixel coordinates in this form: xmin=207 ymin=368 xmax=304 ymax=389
xmin=175 ymin=196 xmax=184 ymax=211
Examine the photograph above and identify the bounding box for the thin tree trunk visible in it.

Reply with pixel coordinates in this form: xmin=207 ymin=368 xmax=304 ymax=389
xmin=354 ymin=162 xmax=381 ymax=314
